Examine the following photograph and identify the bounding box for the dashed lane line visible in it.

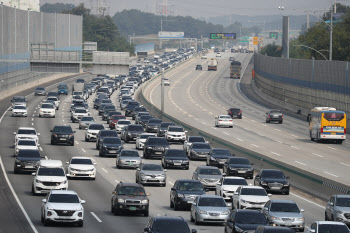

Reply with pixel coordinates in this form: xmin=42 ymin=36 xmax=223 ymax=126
xmin=312 ymin=153 xmax=324 ymax=158
xmin=101 ymin=168 xmax=108 ymax=173
xmin=90 ymin=212 xmax=102 ymax=223
xmin=324 ymin=171 xmax=339 ymax=178
xmin=295 ymin=161 xmax=306 ymax=166
xmin=81 ymin=148 xmax=86 ymax=153
xmin=271 ymin=152 xmax=282 ymax=157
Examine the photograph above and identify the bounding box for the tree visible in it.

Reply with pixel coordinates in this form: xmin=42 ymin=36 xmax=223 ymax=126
xmin=40 ymin=3 xmax=75 ymax=13
xmin=260 ymin=43 xmax=282 ymax=57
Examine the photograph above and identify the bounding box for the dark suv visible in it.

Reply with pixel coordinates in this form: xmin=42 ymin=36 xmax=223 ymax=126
xmin=225 ymin=209 xmax=269 ymax=233
xmin=145 ymin=119 xmax=162 ymax=133
xmin=143 ymin=137 xmax=170 ymax=159
xmin=50 ymin=125 xmax=75 ymax=146
xmin=196 ymin=65 xmax=202 ymax=70
xmin=206 ymin=148 xmax=232 ymax=167
xmin=161 ymin=149 xmax=189 ymax=169
xmin=111 ymin=182 xmax=150 ymax=216
xmin=266 ymin=109 xmax=283 ymax=124
xmin=99 ymin=137 xmax=123 ymax=157
xmin=157 ymin=122 xmax=176 ymax=137
xmin=121 ymin=124 xmax=145 ymax=143
xmin=144 ymin=216 xmax=197 ymax=233
xmin=170 ymin=179 xmax=206 ymax=210
xmin=228 ymin=108 xmax=242 ymax=119
xmin=14 ymin=149 xmax=41 ymax=174
xmin=254 ymin=169 xmax=290 ymax=194
xmin=96 ymin=130 xmax=119 ymax=149
xmin=132 ymin=107 xmax=148 ymax=120
xmin=125 ymin=101 xmax=141 ymax=117
xmin=223 ymin=157 xmax=254 ymax=179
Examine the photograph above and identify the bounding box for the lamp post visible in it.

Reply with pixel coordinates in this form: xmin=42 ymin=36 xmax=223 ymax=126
xmin=292 ymin=44 xmax=328 ymax=60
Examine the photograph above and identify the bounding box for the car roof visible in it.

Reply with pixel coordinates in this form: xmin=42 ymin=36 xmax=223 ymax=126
xmin=199 ymin=194 xmax=223 ymax=199
xmin=242 ymin=186 xmax=264 ymax=189
xmin=152 ymin=216 xmax=185 ymax=221
xmin=261 ymin=169 xmax=283 ymax=172
xmin=316 ymin=221 xmax=347 ymax=225
xmin=270 ymin=199 xmax=296 ymax=204
xmin=119 ymin=182 xmax=143 ymax=188
xmin=218 ymin=115 xmax=231 ymax=117
xmin=198 ymin=166 xmax=219 ymax=169
xmin=54 ymin=125 xmax=71 ymax=128
xmin=177 ymin=179 xmax=201 ymax=183
xmin=334 ymin=195 xmax=350 ymax=198
xmin=18 ymin=127 xmax=36 ymax=130
xmin=223 ymin=177 xmax=246 ymax=180
xmin=50 ymin=190 xmax=77 ymax=195
xmin=71 ymin=156 xmax=92 ymax=160
xmin=236 ymin=209 xmax=263 ymax=213
xmin=39 ymin=160 xmax=63 ymax=168
xmin=192 ymin=142 xmax=209 ymax=145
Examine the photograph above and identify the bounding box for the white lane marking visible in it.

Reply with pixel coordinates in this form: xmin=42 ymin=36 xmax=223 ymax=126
xmin=275 ymin=140 xmax=283 ymax=143
xmin=324 ymin=171 xmax=339 ymax=177
xmin=327 ymin=146 xmax=337 ymax=150
xmin=295 ymin=161 xmax=306 ymax=166
xmin=341 ymin=162 xmax=350 ymax=167
xmin=261 ymin=124 xmax=267 ymax=127
xmin=34 ymin=111 xmax=36 ymax=113
xmin=32 ymin=114 xmax=35 ymax=117
xmin=291 ymin=145 xmax=300 ymax=149
xmin=75 ymin=141 xmax=79 ymax=145
xmin=62 ymin=119 xmax=65 ymax=122
xmin=31 ymin=118 xmax=34 ymax=121
xmin=81 ymin=148 xmax=86 ymax=153
xmin=274 ymin=129 xmax=281 ymax=132
xmin=39 ymin=147 xmax=43 ymax=151
xmin=290 ymin=192 xmax=325 ymax=209
xmin=250 ymin=120 xmax=256 ymax=123
xmin=31 ymin=123 xmax=34 ymax=126
xmin=271 ymin=152 xmax=282 ymax=157
xmin=244 ymin=128 xmax=250 ymax=131
xmin=312 ymin=153 xmax=324 ymax=158
xmin=257 ymin=133 xmax=264 ymax=137
xmin=290 ymin=134 xmax=298 ymax=138
xmin=0 ymin=157 xmax=39 ymax=233
xmin=236 ymin=138 xmax=243 ymax=141
xmin=114 ymin=180 xmax=119 ymax=183
xmin=168 ymin=181 xmax=174 ymax=186
xmin=250 ymin=144 xmax=259 ymax=148
xmin=45 ymin=156 xmax=48 ymax=160
xmin=90 ymin=212 xmax=102 ymax=223
xmin=201 ymin=122 xmax=207 ymax=125
xmin=90 ymin=157 xmax=96 ymax=162
xmin=223 ymin=132 xmax=229 ymax=136
xmin=101 ymin=168 xmax=108 ymax=173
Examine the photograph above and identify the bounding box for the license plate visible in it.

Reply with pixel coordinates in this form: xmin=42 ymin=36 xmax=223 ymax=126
xmin=25 ymin=166 xmax=34 ymax=169
xmin=187 ymin=201 xmax=193 ymax=204
xmin=155 ymin=152 xmax=162 ymax=154
xmin=59 ymin=217 xmax=72 ymax=219
xmin=129 ymin=207 xmax=137 ymax=211
xmin=174 ymin=163 xmax=181 ymax=166
xmin=285 ymin=223 xmax=292 ymax=226
xmin=331 ymin=132 xmax=336 ymax=135
xmin=238 ymin=170 xmax=246 ymax=173
xmin=148 ymin=179 xmax=158 ymax=181
xmin=128 ymin=163 xmax=134 ymax=165
xmin=174 ymin=138 xmax=179 ymax=140
xmin=60 ymin=138 xmax=66 ymax=141
xmin=271 ymin=187 xmax=281 ymax=190
xmin=109 ymin=150 xmax=117 ymax=153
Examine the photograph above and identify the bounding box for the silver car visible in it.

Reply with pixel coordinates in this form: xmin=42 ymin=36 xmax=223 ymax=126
xmin=263 ymin=200 xmax=305 ymax=232
xmin=325 ymin=195 xmax=350 ymax=224
xmin=136 ymin=163 xmax=167 ymax=187
xmin=192 ymin=166 xmax=222 ymax=189
xmin=79 ymin=116 xmax=95 ymax=129
xmin=116 ymin=149 xmax=141 ymax=169
xmin=190 ymin=195 xmax=230 ymax=225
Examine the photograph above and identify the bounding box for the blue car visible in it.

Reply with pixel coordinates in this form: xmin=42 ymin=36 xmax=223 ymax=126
xmin=57 ymin=84 xmax=68 ymax=95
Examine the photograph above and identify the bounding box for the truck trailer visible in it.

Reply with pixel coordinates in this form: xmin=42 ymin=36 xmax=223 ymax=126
xmin=208 ymin=58 xmax=218 ymax=71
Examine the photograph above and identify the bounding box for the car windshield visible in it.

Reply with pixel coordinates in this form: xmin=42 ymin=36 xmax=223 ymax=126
xmin=229 ymin=158 xmax=250 ymax=165
xmin=199 ymin=168 xmax=221 ymax=175
xmin=140 ymin=116 xmax=152 ymax=120
xmin=120 ymin=151 xmax=139 ymax=157
xmin=13 ymin=97 xmax=25 ymax=102
xmin=38 ymin=168 xmax=65 ymax=176
xmin=18 ymin=140 xmax=36 ymax=146
xmin=223 ymin=179 xmax=248 ymax=185
xmin=270 ymin=203 xmax=300 ymax=212
xmin=336 ymin=198 xmax=350 ymax=207
xmin=36 ymin=87 xmax=45 ymax=90
xmin=160 ymin=123 xmax=175 ymax=129
xmin=241 ymin=188 xmax=267 ymax=196
xmin=192 ymin=144 xmax=211 ymax=149
xmin=14 ymin=106 xmax=26 ymax=109
xmin=270 ymin=111 xmax=281 ymax=114
xmin=153 ymin=221 xmax=190 ymax=232
xmin=112 ymin=115 xmax=125 ymax=120
xmin=17 ymin=150 xmax=40 ymax=158
xmin=118 ymin=186 xmax=145 ymax=196
xmin=212 ymin=149 xmax=231 ymax=156
xmin=118 ymin=121 xmax=131 ymax=125
xmin=318 ymin=224 xmax=349 ymax=233
xmin=81 ymin=117 xmax=94 ymax=121
xmin=18 ymin=129 xmax=36 ymax=135
xmin=135 ymin=107 xmax=147 ymax=112
xmin=219 ymin=116 xmax=231 ymax=119
xmin=140 ymin=134 xmax=152 ymax=139
xmin=57 ymin=85 xmax=66 ymax=88
xmin=71 ymin=159 xmax=93 ymax=165
xmin=178 ymin=182 xmax=203 ymax=191
xmin=48 ymin=194 xmax=80 ymax=203
xmin=169 ymin=127 xmax=184 ymax=132
xmin=129 ymin=125 xmax=144 ymax=131
xmin=261 ymin=170 xmax=285 ymax=179
xmin=142 ymin=164 xmax=163 ymax=171
xmin=103 ymin=138 xmax=121 ymax=144
xmin=198 ymin=197 xmax=226 ymax=207
xmin=128 ymin=102 xmax=139 ymax=106
xmin=47 ymin=98 xmax=57 ymax=101
xmin=189 ymin=137 xmax=205 ymax=142
xmin=73 ymin=92 xmax=83 ymax=95
xmin=230 ymin=109 xmax=240 ymax=113
xmin=149 ymin=119 xmax=162 ymax=124
xmin=75 ymin=109 xmax=87 ymax=113
xmin=89 ymin=124 xmax=104 ymax=130
xmin=101 ymin=131 xmax=118 ymax=137
xmin=166 ymin=150 xmax=186 ymax=157
xmin=324 ymin=112 xmax=345 ymax=121
xmin=41 ymin=104 xmax=54 ymax=109
xmin=53 ymin=127 xmax=73 ymax=133
xmin=236 ymin=212 xmax=267 ymax=224
xmin=147 ymin=138 xmax=169 ymax=145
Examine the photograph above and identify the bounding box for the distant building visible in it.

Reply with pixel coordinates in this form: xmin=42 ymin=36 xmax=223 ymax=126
xmin=2 ymin=0 xmax=40 ymax=12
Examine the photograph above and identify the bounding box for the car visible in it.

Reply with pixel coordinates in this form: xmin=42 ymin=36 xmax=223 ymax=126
xmin=131 ymin=107 xmax=148 ymax=120
xmin=229 ymin=57 xmax=235 ymax=61
xmin=144 ymin=216 xmax=197 ymax=233
xmin=255 ymin=226 xmax=296 ymax=233
xmin=216 ymin=52 xmax=222 ymax=57
xmin=228 ymin=108 xmax=242 ymax=119
xmin=50 ymin=125 xmax=75 ymax=146
xmin=135 ymin=133 xmax=154 ymax=150
xmin=206 ymin=148 xmax=232 ymax=167
xmin=266 ymin=109 xmax=283 ymax=124
xmin=57 ymin=84 xmax=68 ymax=95
xmin=254 ymin=169 xmax=290 ymax=194
xmin=223 ymin=157 xmax=254 ymax=179
xmin=139 ymin=115 xmax=154 ymax=128
xmin=163 ymin=78 xmax=170 ymax=86
xmin=76 ymin=78 xmax=85 ymax=83
xmin=14 ymin=127 xmax=40 ymax=144
xmin=98 ymin=103 xmax=113 ymax=115
xmin=190 ymin=194 xmax=230 ymax=225
xmin=96 ymin=130 xmax=119 ymax=149
xmin=106 ymin=111 xmax=122 ymax=124
xmin=325 ymin=195 xmax=350 ymax=223
xmin=71 ymin=108 xmax=90 ymax=123
xmin=263 ymin=200 xmax=305 ymax=232
xmin=94 ymin=98 xmax=111 ymax=110
xmin=120 ymin=100 xmax=130 ymax=110
xmin=161 ymin=149 xmax=189 ymax=169
xmin=145 ymin=118 xmax=162 ymax=133
xmin=170 ymin=179 xmax=206 ymax=210
xmin=32 ymin=160 xmax=68 ymax=195
xmin=307 ymin=221 xmax=350 ymax=233
xmin=121 ymin=124 xmax=145 ymax=143
xmin=135 ymin=112 xmax=151 ymax=124
xmin=188 ymin=142 xmax=211 ymax=160
xmin=157 ymin=122 xmax=176 ymax=137
xmin=115 ymin=120 xmax=131 ymax=133
xmin=125 ymin=101 xmax=141 ymax=117
xmin=216 ymin=177 xmax=248 ymax=200
xmin=143 ymin=137 xmax=170 ymax=159
xmin=116 ymin=149 xmax=141 ymax=169
xmin=136 ymin=163 xmax=167 ymax=187
xmin=102 ymin=105 xmax=117 ymax=120
xmin=111 ymin=182 xmax=150 ymax=216
xmin=99 ymin=137 xmax=123 ymax=157
xmin=14 ymin=139 xmax=39 ymax=156
xmin=233 ymin=186 xmax=271 ymax=210
xmin=78 ymin=116 xmax=95 ymax=129
xmin=12 ymin=105 xmax=28 ymax=117
xmin=201 ymin=55 xmax=207 ymax=59
xmin=39 ymin=103 xmax=56 ymax=118
xmin=66 ymin=157 xmax=96 ymax=180
xmin=11 ymin=96 xmax=27 ymax=109
xmin=14 ymin=149 xmax=42 ymax=174
xmin=47 ymin=92 xmax=59 ymax=100
xmin=225 ymin=209 xmax=270 ymax=233
xmin=192 ymin=166 xmax=222 ymax=189
xmin=41 ymin=190 xmax=85 ymax=227
xmin=195 ymin=64 xmax=202 ymax=70
xmin=215 ymin=115 xmax=233 ymax=128
xmin=46 ymin=96 xmax=59 ymax=110
xmin=109 ymin=115 xmax=127 ymax=129
xmin=165 ymin=126 xmax=187 ymax=143
xmin=85 ymin=123 xmax=105 ymax=142
xmin=183 ymin=136 xmax=206 ymax=153
xmin=35 ymin=87 xmax=47 ymax=96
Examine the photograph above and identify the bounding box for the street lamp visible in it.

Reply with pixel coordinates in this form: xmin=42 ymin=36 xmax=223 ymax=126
xmin=292 ymin=44 xmax=328 ymax=60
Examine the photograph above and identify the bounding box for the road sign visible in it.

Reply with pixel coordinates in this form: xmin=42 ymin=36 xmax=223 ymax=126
xmin=210 ymin=33 xmax=236 ymax=40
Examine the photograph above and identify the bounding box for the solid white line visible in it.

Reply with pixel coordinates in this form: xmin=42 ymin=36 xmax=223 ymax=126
xmin=90 ymin=212 xmax=102 ymax=223
xmin=0 ymin=157 xmax=39 ymax=233
xmin=275 ymin=140 xmax=283 ymax=143
xmin=250 ymin=144 xmax=259 ymax=148
xmin=39 ymin=147 xmax=43 ymax=151
xmin=223 ymin=132 xmax=229 ymax=136
xmin=244 ymin=128 xmax=250 ymax=131
xmin=236 ymin=138 xmax=243 ymax=141
xmin=340 ymin=162 xmax=350 ymax=167
xmin=324 ymin=171 xmax=339 ymax=177
xmin=75 ymin=141 xmax=79 ymax=145
xmin=271 ymin=152 xmax=282 ymax=157
xmin=290 ymin=192 xmax=325 ymax=209
xmin=168 ymin=181 xmax=174 ymax=186
xmin=201 ymin=122 xmax=207 ymax=125
xmin=101 ymin=168 xmax=108 ymax=173
xmin=250 ymin=120 xmax=256 ymax=123
xmin=295 ymin=161 xmax=306 ymax=166
xmin=257 ymin=133 xmax=264 ymax=137
xmin=81 ymin=148 xmax=86 ymax=153
xmin=312 ymin=153 xmax=324 ymax=158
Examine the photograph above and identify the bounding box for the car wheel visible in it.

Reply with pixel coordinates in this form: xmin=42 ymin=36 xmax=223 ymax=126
xmin=99 ymin=151 xmax=103 ymax=157
xmin=85 ymin=137 xmax=89 ymax=142
xmin=325 ymin=212 xmax=328 ymax=221
xmin=44 ymin=218 xmax=50 ymax=226
xmin=185 ymin=166 xmax=189 ymax=170
xmin=32 ymin=186 xmax=36 ymax=196
xmin=285 ymin=190 xmax=290 ymax=195
xmin=190 ymin=213 xmax=194 ymax=222
xmin=170 ymin=199 xmax=174 ymax=208
xmin=78 ymin=220 xmax=83 ymax=227
xmin=39 ymin=115 xmax=41 ymax=118
xmin=229 ymin=126 xmax=233 ymax=128
xmin=96 ymin=143 xmax=99 ymax=149
xmin=194 ymin=214 xmax=200 ymax=225
xmin=279 ymin=120 xmax=283 ymax=124
xmin=299 ymin=227 xmax=304 ymax=232
xmin=143 ymin=211 xmax=149 ymax=217
xmin=174 ymin=201 xmax=180 ymax=211
xmin=71 ymin=142 xmax=74 ymax=146
xmin=51 ymin=140 xmax=55 ymax=145
xmin=41 ymin=213 xmax=44 ymax=223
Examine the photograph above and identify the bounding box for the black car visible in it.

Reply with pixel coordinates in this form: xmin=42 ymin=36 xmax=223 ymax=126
xmin=157 ymin=122 xmax=176 ymax=137
xmin=132 ymin=107 xmax=148 ymax=120
xmin=34 ymin=87 xmax=46 ymax=96
xmin=125 ymin=101 xmax=141 ymax=117
xmin=143 ymin=137 xmax=170 ymax=159
xmin=94 ymin=97 xmax=109 ymax=109
xmin=266 ymin=109 xmax=283 ymax=124
xmin=254 ymin=169 xmax=290 ymax=194
xmin=99 ymin=137 xmax=123 ymax=157
xmin=146 ymin=119 xmax=162 ymax=133
xmin=135 ymin=112 xmax=151 ymax=124
xmin=170 ymin=179 xmax=206 ymax=210
xmin=50 ymin=125 xmax=75 ymax=146
xmin=206 ymin=148 xmax=232 ymax=167
xmin=228 ymin=108 xmax=242 ymax=119
xmin=111 ymin=182 xmax=150 ymax=216
xmin=225 ymin=209 xmax=269 ymax=233
xmin=196 ymin=65 xmax=202 ymax=70
xmin=121 ymin=124 xmax=145 ymax=143
xmin=98 ymin=104 xmax=114 ymax=115
xmin=188 ymin=142 xmax=211 ymax=161
xmin=223 ymin=157 xmax=254 ymax=179
xmin=14 ymin=149 xmax=42 ymax=173
xmin=96 ymin=130 xmax=119 ymax=149
xmin=254 ymin=226 xmax=295 ymax=233
xmin=139 ymin=115 xmax=154 ymax=128
xmin=144 ymin=216 xmax=197 ymax=233
xmin=106 ymin=111 xmax=122 ymax=124
xmin=161 ymin=149 xmax=189 ymax=169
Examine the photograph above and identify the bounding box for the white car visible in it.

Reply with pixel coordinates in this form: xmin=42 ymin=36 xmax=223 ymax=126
xmin=165 ymin=126 xmax=187 ymax=143
xmin=201 ymin=55 xmax=207 ymax=59
xmin=85 ymin=123 xmax=105 ymax=142
xmin=216 ymin=177 xmax=248 ymax=201
xmin=46 ymin=97 xmax=60 ymax=110
xmin=216 ymin=52 xmax=221 ymax=57
xmin=32 ymin=160 xmax=68 ymax=195
xmin=233 ymin=186 xmax=271 ymax=209
xmin=66 ymin=157 xmax=96 ymax=180
xmin=115 ymin=120 xmax=131 ymax=133
xmin=14 ymin=127 xmax=40 ymax=144
xmin=71 ymin=108 xmax=90 ymax=123
xmin=307 ymin=221 xmax=350 ymax=233
xmin=163 ymin=78 xmax=170 ymax=86
xmin=135 ymin=133 xmax=155 ymax=150
xmin=39 ymin=103 xmax=56 ymax=118
xmin=41 ymin=190 xmax=85 ymax=227
xmin=215 ymin=115 xmax=233 ymax=128
xmin=12 ymin=105 xmax=28 ymax=117
xmin=14 ymin=139 xmax=39 ymax=156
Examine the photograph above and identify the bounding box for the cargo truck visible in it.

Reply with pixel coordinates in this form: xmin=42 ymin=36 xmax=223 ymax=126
xmin=208 ymin=58 xmax=218 ymax=71
xmin=230 ymin=61 xmax=241 ymax=79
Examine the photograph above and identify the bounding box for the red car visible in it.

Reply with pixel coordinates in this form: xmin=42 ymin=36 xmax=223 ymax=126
xmin=109 ymin=115 xmax=126 ymax=129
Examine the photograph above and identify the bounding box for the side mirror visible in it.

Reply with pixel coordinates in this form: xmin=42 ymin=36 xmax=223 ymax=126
xmin=13 ymin=132 xmax=16 ymax=135
xmin=41 ymin=155 xmax=45 ymax=158
xmin=310 ymin=230 xmax=316 ymax=233
xmin=251 ymin=163 xmax=254 ymax=165
xmin=73 ymin=131 xmax=76 ymax=133
xmin=226 ymin=203 xmax=232 ymax=207
xmin=171 ymin=188 xmax=176 ymax=191
xmin=215 ymin=117 xmax=218 ymax=119
xmin=255 ymin=175 xmax=260 ymax=179
xmin=144 ymin=227 xmax=151 ymax=233
xmin=330 ymin=202 xmax=334 ymax=206
xmin=81 ymin=200 xmax=86 ymax=204
xmin=146 ymin=193 xmax=151 ymax=196
xmin=137 ymin=168 xmax=141 ymax=171
xmin=205 ymin=188 xmax=210 ymax=192
xmin=66 ymin=162 xmax=69 ymax=164
xmin=94 ymin=163 xmax=97 ymax=165
xmin=32 ymin=172 xmax=36 ymax=176
xmin=267 ymin=194 xmax=272 ymax=197
xmin=185 ymin=131 xmax=188 ymax=133
xmin=222 ymin=173 xmax=226 ymax=176
xmin=191 ymin=230 xmax=197 ymax=233
xmin=286 ymin=176 xmax=290 ymax=179
xmin=42 ymin=199 xmax=47 ymax=203
xmin=37 ymin=133 xmax=40 ymax=136
xmin=300 ymin=208 xmax=305 ymax=212
xmin=163 ymin=169 xmax=167 ymax=172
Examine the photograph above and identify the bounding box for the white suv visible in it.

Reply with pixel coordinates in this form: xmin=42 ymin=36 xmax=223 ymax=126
xmin=66 ymin=157 xmax=96 ymax=180
xmin=32 ymin=160 xmax=68 ymax=195
xmin=71 ymin=107 xmax=90 ymax=123
xmin=14 ymin=127 xmax=40 ymax=144
xmin=216 ymin=177 xmax=248 ymax=201
xmin=41 ymin=190 xmax=85 ymax=227
xmin=39 ymin=103 xmax=56 ymax=118
xmin=85 ymin=123 xmax=105 ymax=142
xmin=165 ymin=126 xmax=187 ymax=143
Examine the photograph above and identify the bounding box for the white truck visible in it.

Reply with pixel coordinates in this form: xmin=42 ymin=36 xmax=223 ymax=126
xmin=208 ymin=58 xmax=218 ymax=71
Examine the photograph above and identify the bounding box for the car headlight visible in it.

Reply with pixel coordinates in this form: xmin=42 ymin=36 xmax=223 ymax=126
xmin=241 ymin=199 xmax=246 ymax=203
xmin=210 ymin=157 xmax=215 ymax=160
xmin=335 ymin=210 xmax=343 ymax=214
xmin=117 ymin=199 xmax=125 ymax=203
xmin=221 ymin=210 xmax=230 ymax=215
xmin=62 ymin=180 xmax=68 ymax=184
xmin=159 ymin=174 xmax=166 ymax=177
xmin=35 ymin=179 xmax=42 ymax=183
xmin=147 ymin=146 xmax=152 ymax=149
xmin=283 ymin=183 xmax=290 ymax=186
xmin=140 ymin=173 xmax=146 ymax=177
xmin=271 ymin=216 xmax=281 ymax=220
xmin=198 ymin=210 xmax=207 ymax=215
xmin=141 ymin=200 xmax=148 ymax=204
xmin=177 ymin=193 xmax=185 ymax=198
xmin=167 ymin=160 xmax=173 ymax=163
xmin=234 ymin=226 xmax=244 ymax=232
xmin=296 ymin=218 xmax=304 ymax=221
xmin=261 ymin=181 xmax=267 ymax=185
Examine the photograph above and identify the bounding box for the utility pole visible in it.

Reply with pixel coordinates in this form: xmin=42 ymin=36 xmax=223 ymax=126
xmin=330 ymin=5 xmax=333 ymax=61
xmin=306 ymin=11 xmax=310 ymax=30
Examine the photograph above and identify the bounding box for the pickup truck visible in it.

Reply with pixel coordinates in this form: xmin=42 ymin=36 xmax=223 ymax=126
xmin=57 ymin=84 xmax=68 ymax=95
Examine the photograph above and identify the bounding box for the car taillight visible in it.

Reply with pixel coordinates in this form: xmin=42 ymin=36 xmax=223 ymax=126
xmin=282 ymin=114 xmax=283 ymax=118
xmin=239 ymin=110 xmax=241 ymax=114
xmin=229 ymin=120 xmax=232 ymax=122
xmin=268 ymin=115 xmax=270 ymax=118
xmin=345 ymin=128 xmax=347 ymax=133
xmin=321 ymin=128 xmax=323 ymax=133
xmin=219 ymin=120 xmax=222 ymax=121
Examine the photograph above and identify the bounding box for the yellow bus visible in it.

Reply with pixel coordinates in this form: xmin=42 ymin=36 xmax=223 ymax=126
xmin=307 ymin=107 xmax=346 ymax=144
